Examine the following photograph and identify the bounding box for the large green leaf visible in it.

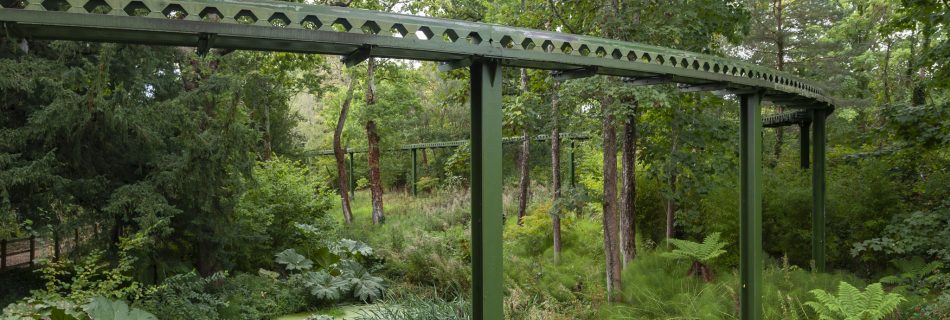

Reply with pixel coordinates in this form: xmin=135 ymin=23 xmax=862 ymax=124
xmin=275 ymin=248 xmax=314 ymax=271
xmin=84 ymin=297 xmax=157 ymax=320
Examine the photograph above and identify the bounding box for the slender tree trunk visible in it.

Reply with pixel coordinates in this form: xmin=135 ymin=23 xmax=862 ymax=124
xmin=334 ymin=75 xmax=356 ymax=224
xmin=602 ymin=94 xmax=622 ymax=302
xmin=665 ymin=173 xmax=678 ymax=240
xmin=516 ymin=69 xmax=531 ymax=225
xmin=365 ymin=57 xmax=385 ymax=224
xmin=882 ymin=38 xmax=892 ymax=104
xmin=772 ymin=0 xmax=786 ymax=164
xmin=367 ymin=120 xmax=385 ymax=224
xmin=262 ymin=103 xmax=272 ymax=160
xmin=619 ymin=102 xmax=638 ymax=267
xmin=550 ymin=81 xmax=562 ymax=262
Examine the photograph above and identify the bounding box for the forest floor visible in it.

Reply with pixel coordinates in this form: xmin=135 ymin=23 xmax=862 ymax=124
xmin=328 ymin=188 xmax=871 ymax=319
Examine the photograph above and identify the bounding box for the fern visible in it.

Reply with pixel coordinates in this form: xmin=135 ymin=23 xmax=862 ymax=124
xmin=662 ymin=232 xmax=728 ymax=282
xmin=805 ymin=282 xmax=905 ymax=320
xmin=663 ymin=232 xmax=728 ymax=263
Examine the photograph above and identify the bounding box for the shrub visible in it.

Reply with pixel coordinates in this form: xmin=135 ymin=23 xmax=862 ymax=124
xmin=230 ymin=157 xmax=336 ymax=272
xmin=218 ymin=272 xmax=310 ymax=320
xmin=136 ymin=271 xmax=228 ymax=320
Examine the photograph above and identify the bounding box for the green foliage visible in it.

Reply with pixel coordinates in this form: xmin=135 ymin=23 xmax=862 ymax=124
xmin=232 ymin=158 xmax=336 ymax=271
xmin=276 ymin=249 xmax=315 ymax=272
xmin=805 ymin=282 xmax=905 ymax=320
xmin=415 ymin=176 xmax=440 ymax=193
xmin=853 ymin=203 xmax=950 ymax=265
xmin=302 ymin=271 xmax=347 ymax=301
xmin=663 ymin=232 xmax=728 ymax=263
xmin=136 ymin=271 xmax=228 ymax=320
xmin=84 ymin=297 xmax=157 ymax=320
xmin=354 ymin=295 xmax=471 ymax=320
xmin=218 ymin=273 xmax=310 ymax=320
xmin=878 ymin=257 xmax=945 ymax=296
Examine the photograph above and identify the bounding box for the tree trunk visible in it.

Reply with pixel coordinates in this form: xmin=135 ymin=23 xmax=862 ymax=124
xmin=334 ymin=75 xmax=356 ymax=224
xmin=665 ymin=173 xmax=677 ymax=241
xmin=516 ymin=69 xmax=531 ymax=225
xmin=619 ymin=103 xmax=638 ymax=267
xmin=550 ymin=81 xmax=562 ymax=262
xmin=367 ymin=120 xmax=385 ymax=224
xmin=772 ymin=0 xmax=785 ymax=163
xmin=602 ymin=94 xmax=622 ymax=302
xmin=365 ymin=57 xmax=385 ymax=224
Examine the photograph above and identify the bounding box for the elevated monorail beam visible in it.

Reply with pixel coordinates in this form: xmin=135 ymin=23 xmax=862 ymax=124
xmin=1 ymin=0 xmax=835 ymax=109
xmin=303 ymin=132 xmax=590 ymax=156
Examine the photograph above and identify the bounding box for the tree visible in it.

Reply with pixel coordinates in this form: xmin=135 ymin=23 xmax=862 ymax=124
xmin=550 ymin=80 xmax=564 ymax=261
xmin=516 ymin=69 xmax=532 ymax=225
xmin=600 ymin=87 xmax=623 ymax=302
xmin=365 ymin=57 xmax=385 ymax=224
xmin=333 ymin=74 xmax=357 ymax=224
xmin=619 ymin=98 xmax=638 ymax=266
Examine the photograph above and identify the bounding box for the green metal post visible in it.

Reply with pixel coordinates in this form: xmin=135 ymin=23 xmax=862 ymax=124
xmin=470 ymin=59 xmax=504 ymax=320
xmin=812 ymin=109 xmax=827 ymax=272
xmin=739 ymin=92 xmax=763 ymax=320
xmin=569 ymin=141 xmax=576 ymax=188
xmin=348 ymin=152 xmax=355 ymax=198
xmin=411 ymin=148 xmax=418 ymax=196
xmin=800 ymin=122 xmax=811 ymax=169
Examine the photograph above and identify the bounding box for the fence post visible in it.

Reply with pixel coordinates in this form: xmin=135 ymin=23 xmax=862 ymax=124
xmin=29 ymin=235 xmax=35 ymax=267
xmin=1 ymin=239 xmax=7 ymax=270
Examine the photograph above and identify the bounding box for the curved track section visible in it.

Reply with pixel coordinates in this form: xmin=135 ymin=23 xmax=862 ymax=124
xmin=1 ymin=0 xmax=836 ymax=109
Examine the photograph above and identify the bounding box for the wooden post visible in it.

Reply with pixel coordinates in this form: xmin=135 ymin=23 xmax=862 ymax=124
xmin=29 ymin=235 xmax=35 ymax=267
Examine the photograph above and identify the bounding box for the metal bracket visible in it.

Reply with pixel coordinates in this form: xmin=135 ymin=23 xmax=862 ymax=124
xmin=551 ymin=66 xmax=598 ymax=81
xmin=712 ymin=87 xmax=761 ymax=96
xmin=678 ymin=82 xmax=729 ymax=92
xmin=196 ymin=33 xmax=215 ymax=56
xmin=438 ymin=57 xmax=472 ymax=72
xmin=622 ymin=75 xmax=672 ymax=86
xmin=341 ymin=45 xmax=373 ymax=67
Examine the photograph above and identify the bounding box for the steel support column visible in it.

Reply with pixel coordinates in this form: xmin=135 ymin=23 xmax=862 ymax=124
xmin=348 ymin=152 xmax=355 ymax=198
xmin=470 ymin=59 xmax=504 ymax=320
xmin=739 ymin=92 xmax=764 ymax=319
xmin=812 ymin=109 xmax=827 ymax=272
xmin=800 ymin=121 xmax=811 ymax=169
xmin=411 ymin=148 xmax=418 ymax=196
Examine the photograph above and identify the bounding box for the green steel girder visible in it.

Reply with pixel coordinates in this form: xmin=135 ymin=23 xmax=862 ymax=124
xmin=763 ymin=110 xmax=810 ymax=128
xmin=303 ymin=132 xmax=590 ymax=156
xmin=739 ymin=92 xmax=764 ymax=319
xmin=0 ymin=0 xmax=837 ymax=109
